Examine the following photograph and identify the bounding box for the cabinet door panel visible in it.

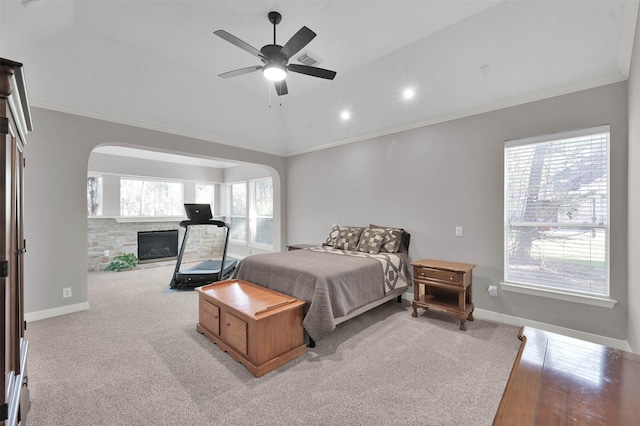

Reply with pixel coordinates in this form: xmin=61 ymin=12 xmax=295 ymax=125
xmin=200 ymin=299 xmax=220 ymax=336
xmin=225 ymin=313 xmax=247 ymax=355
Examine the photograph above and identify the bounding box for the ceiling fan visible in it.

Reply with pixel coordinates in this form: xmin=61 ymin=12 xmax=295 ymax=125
xmin=214 ymin=11 xmax=337 ymax=96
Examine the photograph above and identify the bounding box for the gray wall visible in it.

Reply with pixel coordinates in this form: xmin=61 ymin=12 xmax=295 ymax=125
xmin=287 ymin=82 xmax=629 ymax=341
xmin=23 ymin=107 xmax=286 ymax=314
xmin=627 ymin=6 xmax=640 ymax=353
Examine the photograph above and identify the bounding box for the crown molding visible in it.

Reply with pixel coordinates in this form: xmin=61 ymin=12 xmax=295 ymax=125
xmin=30 ymin=71 xmax=628 ymax=160
xmin=29 ymin=99 xmax=287 ymax=157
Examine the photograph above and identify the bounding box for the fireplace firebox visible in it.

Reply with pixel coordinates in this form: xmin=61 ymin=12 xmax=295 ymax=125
xmin=138 ymin=230 xmax=179 ymax=263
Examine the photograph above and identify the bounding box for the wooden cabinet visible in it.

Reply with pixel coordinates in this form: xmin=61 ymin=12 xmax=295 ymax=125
xmin=494 ymin=327 xmax=640 ymax=425
xmin=196 ymin=279 xmax=307 ymax=377
xmin=411 ymin=258 xmax=475 ymax=330
xmin=1 ymin=58 xmax=32 ymax=426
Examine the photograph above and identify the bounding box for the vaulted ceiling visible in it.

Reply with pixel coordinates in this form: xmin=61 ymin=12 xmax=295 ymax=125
xmin=1 ymin=0 xmax=637 ymax=157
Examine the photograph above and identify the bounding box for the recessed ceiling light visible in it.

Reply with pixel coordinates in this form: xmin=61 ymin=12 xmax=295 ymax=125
xmin=340 ymin=110 xmax=351 ymax=121
xmin=403 ymin=88 xmax=415 ymax=100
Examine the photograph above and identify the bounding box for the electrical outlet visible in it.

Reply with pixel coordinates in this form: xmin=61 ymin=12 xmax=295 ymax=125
xmin=104 ymin=250 xmax=109 ymax=256
xmin=63 ymin=287 xmax=72 ymax=298
xmin=488 ymin=285 xmax=498 ymax=297
xmin=455 ymin=227 xmax=463 ymax=237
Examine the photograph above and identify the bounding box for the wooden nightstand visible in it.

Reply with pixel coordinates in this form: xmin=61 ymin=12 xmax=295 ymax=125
xmin=411 ymin=259 xmax=475 ymax=330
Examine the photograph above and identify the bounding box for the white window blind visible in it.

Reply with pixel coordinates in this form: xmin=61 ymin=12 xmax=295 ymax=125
xmin=504 ymin=125 xmax=609 ymax=297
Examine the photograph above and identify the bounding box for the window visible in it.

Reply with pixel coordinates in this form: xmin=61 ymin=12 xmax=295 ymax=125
xmin=195 ymin=183 xmax=216 ymax=208
xmin=120 ymin=178 xmax=183 ymax=216
xmin=504 ymin=125 xmax=609 ymax=298
xmin=228 ymin=182 xmax=247 ymax=241
xmin=251 ymin=177 xmax=273 ymax=246
xmin=87 ymin=175 xmax=103 ymax=216
xmin=227 ymin=177 xmax=273 ymax=247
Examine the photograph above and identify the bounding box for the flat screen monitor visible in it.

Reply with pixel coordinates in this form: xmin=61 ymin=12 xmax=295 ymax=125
xmin=184 ymin=203 xmax=213 ymax=223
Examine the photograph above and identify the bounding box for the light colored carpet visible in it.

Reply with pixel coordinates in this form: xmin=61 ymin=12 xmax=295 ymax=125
xmin=24 ymin=264 xmax=520 ymax=425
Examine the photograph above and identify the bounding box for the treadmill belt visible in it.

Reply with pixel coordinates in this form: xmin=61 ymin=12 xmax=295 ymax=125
xmin=180 ymin=259 xmax=237 ymax=274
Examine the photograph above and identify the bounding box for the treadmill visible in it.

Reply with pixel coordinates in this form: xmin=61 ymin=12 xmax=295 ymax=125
xmin=169 ymin=204 xmax=238 ymax=290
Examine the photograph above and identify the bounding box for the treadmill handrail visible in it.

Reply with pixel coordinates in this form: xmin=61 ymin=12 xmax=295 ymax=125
xmin=179 ymin=219 xmax=228 ymax=228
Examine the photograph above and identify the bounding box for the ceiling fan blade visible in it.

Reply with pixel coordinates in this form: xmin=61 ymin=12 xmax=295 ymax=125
xmin=288 ymin=64 xmax=337 ymax=80
xmin=214 ymin=30 xmax=266 ymax=60
xmin=275 ymin=80 xmax=288 ymax=96
xmin=281 ymin=26 xmax=316 ymax=59
xmin=218 ymin=65 xmax=263 ymax=79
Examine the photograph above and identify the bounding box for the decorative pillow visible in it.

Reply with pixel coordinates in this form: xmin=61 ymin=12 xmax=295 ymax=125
xmin=368 ymin=225 xmax=403 ymax=253
xmin=334 ymin=227 xmax=365 ymax=251
xmin=323 ymin=225 xmax=342 ymax=247
xmin=356 ymin=228 xmax=385 ymax=254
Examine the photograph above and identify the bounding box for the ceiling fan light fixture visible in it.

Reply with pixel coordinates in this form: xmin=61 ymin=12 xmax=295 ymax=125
xmin=263 ymin=64 xmax=287 ymax=81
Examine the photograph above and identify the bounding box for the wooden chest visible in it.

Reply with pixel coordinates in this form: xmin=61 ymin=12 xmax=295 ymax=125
xmin=196 ymin=279 xmax=306 ymax=377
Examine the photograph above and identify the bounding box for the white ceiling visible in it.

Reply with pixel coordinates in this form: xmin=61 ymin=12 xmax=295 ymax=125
xmin=1 ymin=0 xmax=637 ymax=158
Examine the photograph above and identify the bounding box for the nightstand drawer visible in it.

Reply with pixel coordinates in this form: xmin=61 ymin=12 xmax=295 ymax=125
xmin=414 ymin=266 xmax=463 ymax=285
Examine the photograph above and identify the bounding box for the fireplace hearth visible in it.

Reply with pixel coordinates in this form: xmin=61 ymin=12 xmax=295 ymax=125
xmin=138 ymin=230 xmax=179 ymax=263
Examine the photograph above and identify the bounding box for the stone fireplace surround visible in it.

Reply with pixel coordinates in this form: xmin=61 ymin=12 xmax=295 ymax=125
xmin=88 ymin=218 xmax=225 ymax=272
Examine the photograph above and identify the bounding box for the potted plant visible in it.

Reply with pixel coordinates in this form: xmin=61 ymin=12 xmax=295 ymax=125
xmin=105 ymin=253 xmax=139 ymax=272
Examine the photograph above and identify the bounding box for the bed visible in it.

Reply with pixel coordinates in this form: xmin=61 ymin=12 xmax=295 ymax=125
xmin=233 ymin=224 xmax=411 ymax=343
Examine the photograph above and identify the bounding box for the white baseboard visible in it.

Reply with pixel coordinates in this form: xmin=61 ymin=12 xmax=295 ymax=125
xmin=25 ymin=302 xmax=90 ymax=323
xmin=474 ymin=308 xmax=632 ymax=352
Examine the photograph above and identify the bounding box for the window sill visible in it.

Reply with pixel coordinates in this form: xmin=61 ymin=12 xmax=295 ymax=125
xmin=228 ymin=240 xmax=274 ymax=250
xmin=500 ymin=282 xmax=617 ymax=308
xmin=88 ymin=216 xmax=187 ymax=223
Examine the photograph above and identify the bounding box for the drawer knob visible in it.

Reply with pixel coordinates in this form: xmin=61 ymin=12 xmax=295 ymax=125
xmin=421 ymin=271 xmax=425 ymax=276
xmin=450 ymin=275 xmax=454 ymax=280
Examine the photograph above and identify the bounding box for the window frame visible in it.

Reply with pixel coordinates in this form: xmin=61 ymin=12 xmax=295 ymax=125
xmin=249 ymin=177 xmax=274 ymax=248
xmin=226 ymin=178 xmax=273 ymax=249
xmin=501 ymin=125 xmax=615 ymax=308
xmin=87 ymin=174 xmax=103 ymax=217
xmin=119 ymin=176 xmax=184 ymax=217
xmin=227 ymin=181 xmax=248 ymax=244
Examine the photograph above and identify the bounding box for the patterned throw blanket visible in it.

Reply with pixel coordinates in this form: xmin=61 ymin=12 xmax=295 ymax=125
xmin=308 ymin=246 xmax=411 ymax=294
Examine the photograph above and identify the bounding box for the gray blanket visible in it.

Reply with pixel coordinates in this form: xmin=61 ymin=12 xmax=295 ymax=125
xmin=234 ymin=249 xmax=408 ymax=341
